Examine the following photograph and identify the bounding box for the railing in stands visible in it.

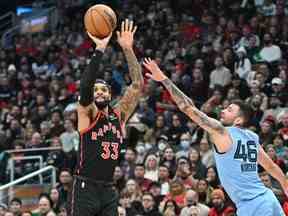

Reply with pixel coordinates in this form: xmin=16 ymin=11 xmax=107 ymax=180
xmin=8 ymin=155 xmax=44 ymax=183
xmin=0 ymin=165 xmax=56 ymax=205
xmin=0 ymin=165 xmax=56 ymax=191
xmin=0 ymin=11 xmax=16 ymax=35
xmin=5 ymin=146 xmax=62 ymax=154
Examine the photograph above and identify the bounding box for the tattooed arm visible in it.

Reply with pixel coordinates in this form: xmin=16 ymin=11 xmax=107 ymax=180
xmin=115 ymin=20 xmax=144 ymax=123
xmin=143 ymin=58 xmax=232 ymax=152
xmin=161 ymin=78 xmax=225 ymax=134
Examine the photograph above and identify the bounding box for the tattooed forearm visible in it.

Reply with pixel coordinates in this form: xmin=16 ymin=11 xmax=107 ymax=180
xmin=117 ymin=48 xmax=144 ymax=122
xmin=161 ymin=78 xmax=225 ymax=134
xmin=162 ymin=78 xmax=195 ymax=110
xmin=123 ymin=48 xmax=144 ymax=88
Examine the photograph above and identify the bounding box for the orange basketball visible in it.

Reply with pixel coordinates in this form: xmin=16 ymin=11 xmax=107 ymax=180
xmin=84 ymin=4 xmax=117 ymax=38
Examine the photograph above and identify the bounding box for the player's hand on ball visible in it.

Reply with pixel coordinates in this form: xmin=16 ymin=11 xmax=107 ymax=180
xmin=117 ymin=19 xmax=137 ymax=50
xmin=143 ymin=58 xmax=167 ymax=82
xmin=87 ymin=31 xmax=112 ymax=52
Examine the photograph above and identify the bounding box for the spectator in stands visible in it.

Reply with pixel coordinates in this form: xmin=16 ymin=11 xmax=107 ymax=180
xmin=272 ymin=134 xmax=288 ymax=161
xmin=163 ymin=179 xmax=187 ymax=209
xmin=39 ymin=122 xmax=52 ymax=146
xmin=206 ymin=166 xmax=220 ymax=188
xmin=124 ymin=179 xmax=142 ymax=202
xmin=209 ymin=56 xmax=231 ymax=89
xmin=49 ymin=110 xmax=65 ymax=137
xmin=148 ymin=181 xmax=163 ymax=206
xmin=113 ymin=166 xmax=126 ymax=193
xmin=138 ymin=192 xmax=162 ymax=216
xmin=278 ymin=112 xmax=288 ymax=136
xmin=117 ymin=206 xmax=126 ymax=216
xmin=119 ymin=190 xmax=138 ymax=216
xmin=259 ymin=33 xmax=282 ymax=63
xmin=177 ymin=133 xmax=192 ymax=158
xmin=266 ymin=144 xmax=287 ymax=173
xmin=21 ymin=212 xmax=32 ymax=216
xmin=57 ymin=203 xmax=67 ymax=216
xmin=167 ymin=113 xmax=188 ymax=146
xmin=180 ymin=189 xmax=210 ymax=216
xmin=8 ymin=198 xmax=22 ymax=216
xmin=174 ymin=157 xmax=197 ymax=189
xmin=4 ymin=212 xmax=14 ymax=216
xmin=49 ymin=188 xmax=61 ymax=214
xmin=121 ymin=148 xmax=137 ymax=179
xmin=208 ymin=189 xmax=235 ymax=216
xmin=199 ymin=138 xmax=215 ymax=168
xmin=144 ymin=154 xmax=159 ymax=182
xmin=188 ymin=148 xmax=207 ymax=179
xmin=32 ymin=193 xmax=54 ymax=216
xmin=0 ymin=204 xmax=7 ymax=216
xmin=158 ymin=164 xmax=170 ymax=196
xmin=133 ymin=163 xmax=152 ymax=192
xmin=234 ymin=46 xmax=252 ymax=80
xmin=161 ymin=147 xmax=177 ymax=177
xmin=26 ymin=132 xmax=44 ymax=149
xmin=59 ymin=119 xmax=78 ymax=153
xmin=259 ymin=171 xmax=284 ymax=201
xmin=196 ymin=178 xmax=213 ymax=205
xmin=162 ymin=199 xmax=180 ymax=216
xmin=144 ymin=114 xmax=168 ymax=145
xmin=259 ymin=120 xmax=275 ymax=147
xmin=56 ymin=169 xmax=73 ymax=204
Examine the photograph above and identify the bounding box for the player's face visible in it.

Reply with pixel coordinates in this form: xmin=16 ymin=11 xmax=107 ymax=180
xmin=220 ymin=104 xmax=242 ymax=126
xmin=93 ymin=83 xmax=111 ymax=109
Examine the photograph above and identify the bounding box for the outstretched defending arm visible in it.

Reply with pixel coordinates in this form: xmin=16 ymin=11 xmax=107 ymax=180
xmin=143 ymin=58 xmax=231 ymax=152
xmin=115 ymin=20 xmax=144 ymax=123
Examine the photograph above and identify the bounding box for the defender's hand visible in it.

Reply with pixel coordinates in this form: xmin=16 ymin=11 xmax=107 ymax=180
xmin=143 ymin=58 xmax=167 ymax=82
xmin=117 ymin=19 xmax=137 ymax=50
xmin=87 ymin=31 xmax=112 ymax=52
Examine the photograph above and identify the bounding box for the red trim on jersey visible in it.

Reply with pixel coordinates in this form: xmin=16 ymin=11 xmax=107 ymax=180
xmin=112 ymin=108 xmax=126 ymax=138
xmin=77 ymin=134 xmax=84 ymax=175
xmin=70 ymin=179 xmax=76 ymax=216
xmin=79 ymin=112 xmax=102 ymax=135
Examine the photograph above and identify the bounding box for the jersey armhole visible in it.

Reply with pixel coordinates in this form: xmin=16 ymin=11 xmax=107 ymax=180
xmin=112 ymin=108 xmax=126 ymax=138
xmin=207 ymin=133 xmax=227 ymax=154
xmin=213 ymin=144 xmax=226 ymax=154
xmin=79 ymin=112 xmax=101 ymax=135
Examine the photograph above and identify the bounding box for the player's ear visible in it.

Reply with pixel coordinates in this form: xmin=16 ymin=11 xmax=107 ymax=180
xmin=234 ymin=117 xmax=243 ymax=126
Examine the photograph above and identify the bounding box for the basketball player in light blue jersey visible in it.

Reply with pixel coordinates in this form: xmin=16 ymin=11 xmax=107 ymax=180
xmin=143 ymin=58 xmax=287 ymax=216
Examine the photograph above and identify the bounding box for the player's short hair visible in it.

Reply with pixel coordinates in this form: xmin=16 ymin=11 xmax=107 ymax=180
xmin=231 ymin=100 xmax=253 ymax=127
xmin=94 ymin=79 xmax=111 ymax=92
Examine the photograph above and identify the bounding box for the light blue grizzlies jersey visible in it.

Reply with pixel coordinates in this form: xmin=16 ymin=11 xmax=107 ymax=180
xmin=213 ymin=126 xmax=268 ymax=204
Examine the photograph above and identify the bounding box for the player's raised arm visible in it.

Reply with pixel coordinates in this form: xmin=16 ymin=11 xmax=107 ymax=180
xmin=258 ymin=145 xmax=288 ymax=195
xmin=143 ymin=58 xmax=231 ymax=152
xmin=115 ymin=19 xmax=144 ymax=123
xmin=77 ymin=33 xmax=112 ymax=132
xmin=79 ymin=32 xmax=112 ymax=108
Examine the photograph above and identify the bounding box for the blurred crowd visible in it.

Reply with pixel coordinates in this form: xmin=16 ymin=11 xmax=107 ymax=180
xmin=1 ymin=0 xmax=288 ymax=215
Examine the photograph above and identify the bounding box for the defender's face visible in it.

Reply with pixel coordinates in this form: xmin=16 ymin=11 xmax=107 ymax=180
xmin=220 ymin=104 xmax=241 ymax=126
xmin=93 ymin=83 xmax=111 ymax=103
